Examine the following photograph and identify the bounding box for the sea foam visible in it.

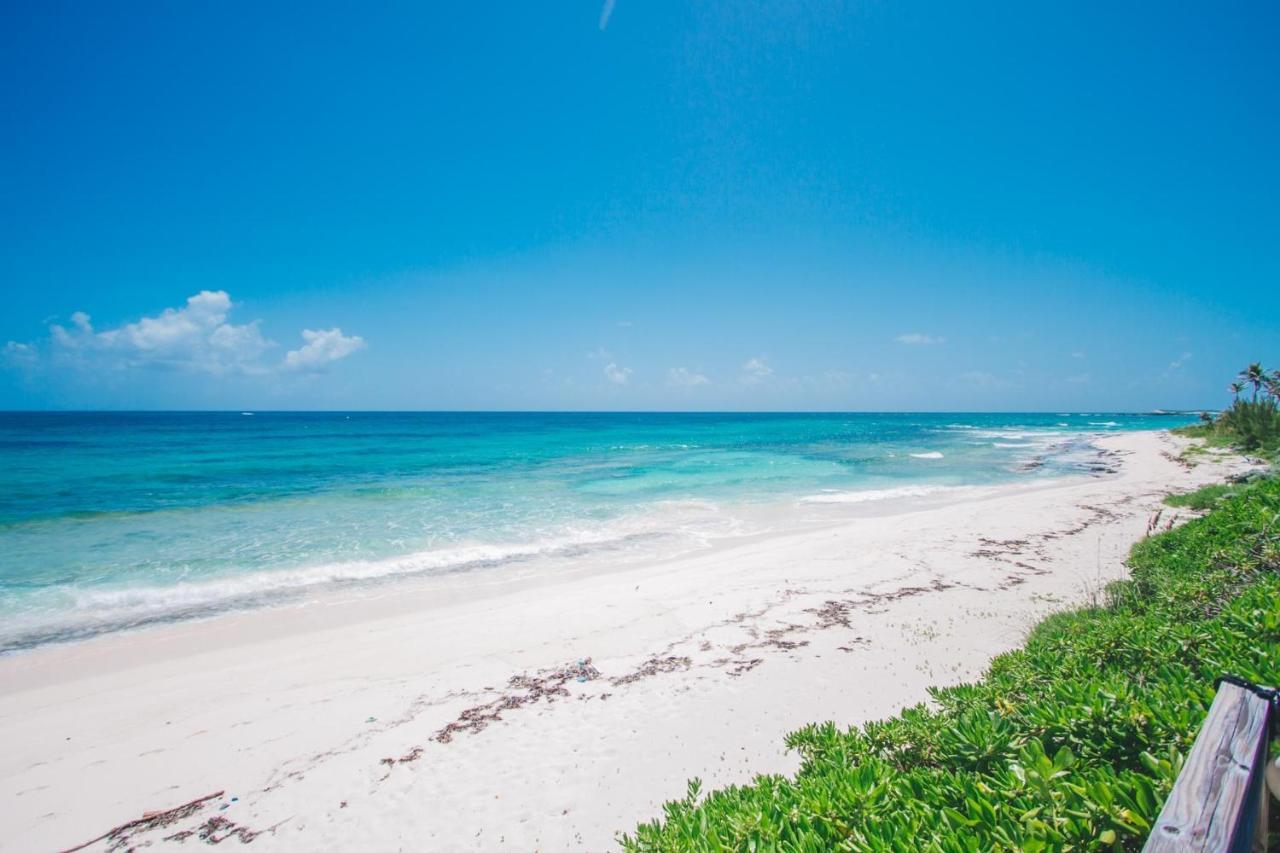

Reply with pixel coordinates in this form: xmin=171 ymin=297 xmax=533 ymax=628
xmin=0 ymin=500 xmax=744 ymax=652
xmin=800 ymin=484 xmax=962 ymax=504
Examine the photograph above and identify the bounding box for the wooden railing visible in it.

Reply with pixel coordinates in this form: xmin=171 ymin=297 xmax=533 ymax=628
xmin=1144 ymin=679 xmax=1276 ymax=852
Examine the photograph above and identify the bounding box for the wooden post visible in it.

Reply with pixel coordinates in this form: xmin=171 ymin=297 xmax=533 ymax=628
xmin=1144 ymin=681 xmax=1273 ymax=852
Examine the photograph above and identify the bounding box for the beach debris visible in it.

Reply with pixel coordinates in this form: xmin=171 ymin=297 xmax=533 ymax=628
xmin=807 ymin=599 xmax=857 ymax=629
xmin=58 ymin=790 xmax=223 ymax=852
xmin=380 ymin=746 xmax=424 ymax=766
xmin=725 ymin=658 xmax=763 ymax=677
xmin=971 ymin=536 xmax=1031 ymax=559
xmin=609 ymin=655 xmax=691 ymax=686
xmin=182 ymin=814 xmax=275 ymax=845
xmin=428 ymin=658 xmax=601 ymax=746
xmin=1041 ymin=503 xmax=1119 ymax=540
xmin=762 ymin=627 xmax=809 ymax=652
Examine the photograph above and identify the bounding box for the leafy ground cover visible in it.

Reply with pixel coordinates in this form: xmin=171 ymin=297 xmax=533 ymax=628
xmin=1163 ymin=481 xmax=1251 ymax=511
xmin=623 ymin=475 xmax=1280 ymax=851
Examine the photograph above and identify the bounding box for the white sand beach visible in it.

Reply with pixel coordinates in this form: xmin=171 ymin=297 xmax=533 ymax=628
xmin=0 ymin=431 xmax=1257 ymax=852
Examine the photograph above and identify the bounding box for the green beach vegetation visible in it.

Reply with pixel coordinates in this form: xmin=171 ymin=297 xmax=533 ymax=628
xmin=1174 ymin=362 xmax=1280 ymax=458
xmin=1161 ymin=481 xmax=1240 ymax=512
xmin=623 ymin=383 xmax=1280 ymax=850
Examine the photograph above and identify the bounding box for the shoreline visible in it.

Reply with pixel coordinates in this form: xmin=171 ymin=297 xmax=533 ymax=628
xmin=0 ymin=476 xmax=1050 ymax=686
xmin=0 ymin=430 xmax=1255 ymax=851
xmin=0 ymin=418 xmax=1142 ymax=658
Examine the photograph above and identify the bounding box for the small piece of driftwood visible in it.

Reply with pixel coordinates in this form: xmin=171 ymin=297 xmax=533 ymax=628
xmin=1145 ymin=682 xmax=1272 ymax=852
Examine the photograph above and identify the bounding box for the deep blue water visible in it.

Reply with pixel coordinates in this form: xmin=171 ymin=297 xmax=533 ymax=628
xmin=0 ymin=411 xmax=1194 ymax=650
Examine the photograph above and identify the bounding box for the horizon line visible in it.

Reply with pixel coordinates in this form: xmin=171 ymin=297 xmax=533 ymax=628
xmin=0 ymin=408 xmax=1213 ymax=416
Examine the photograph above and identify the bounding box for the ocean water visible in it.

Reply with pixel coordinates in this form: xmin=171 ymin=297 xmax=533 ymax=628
xmin=0 ymin=411 xmax=1194 ymax=651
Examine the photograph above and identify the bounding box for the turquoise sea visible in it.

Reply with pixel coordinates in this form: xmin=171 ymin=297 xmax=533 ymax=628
xmin=0 ymin=411 xmax=1194 ymax=651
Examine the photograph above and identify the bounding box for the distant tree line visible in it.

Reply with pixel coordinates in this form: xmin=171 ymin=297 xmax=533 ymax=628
xmin=1192 ymin=362 xmax=1280 ymax=454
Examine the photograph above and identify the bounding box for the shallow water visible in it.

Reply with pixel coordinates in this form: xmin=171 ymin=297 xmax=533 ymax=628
xmin=0 ymin=411 xmax=1193 ymax=650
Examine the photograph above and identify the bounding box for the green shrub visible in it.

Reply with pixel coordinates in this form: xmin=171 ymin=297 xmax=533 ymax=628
xmin=1175 ymin=363 xmax=1280 ymax=458
xmin=1219 ymin=399 xmax=1280 ymax=454
xmin=1164 ymin=482 xmax=1237 ymax=510
xmin=621 ymin=478 xmax=1280 ymax=851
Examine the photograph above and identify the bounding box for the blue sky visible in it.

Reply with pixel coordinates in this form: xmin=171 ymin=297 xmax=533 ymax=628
xmin=2 ymin=1 xmax=1277 ymax=411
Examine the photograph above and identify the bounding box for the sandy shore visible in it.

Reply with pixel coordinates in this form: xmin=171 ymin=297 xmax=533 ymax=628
xmin=0 ymin=431 xmax=1256 ymax=851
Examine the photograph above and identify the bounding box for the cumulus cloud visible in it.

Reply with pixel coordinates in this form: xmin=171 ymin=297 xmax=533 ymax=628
xmin=10 ymin=290 xmax=364 ymax=377
xmin=284 ymin=328 xmax=366 ymax=372
xmin=602 ymin=362 xmax=632 ymax=385
xmin=895 ymin=333 xmax=945 ymax=345
xmin=667 ymin=367 xmax=710 ymax=388
xmin=47 ymin=290 xmax=275 ymax=375
xmin=741 ymin=356 xmax=773 ymax=384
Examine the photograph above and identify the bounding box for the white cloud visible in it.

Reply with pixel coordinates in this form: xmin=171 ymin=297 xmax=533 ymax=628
xmin=3 ymin=341 xmax=36 ymax=365
xmin=599 ymin=0 xmax=616 ymax=30
xmin=284 ymin=328 xmax=366 ymax=372
xmin=48 ymin=290 xmax=275 ymax=375
xmin=14 ymin=290 xmax=364 ymax=377
xmin=603 ymin=362 xmax=632 ymax=385
xmin=1168 ymin=352 xmax=1192 ymax=370
xmin=1071 ymin=351 xmax=1087 ymax=360
xmin=1065 ymin=373 xmax=1091 ymax=385
xmin=741 ymin=356 xmax=774 ymax=384
xmin=667 ymin=367 xmax=710 ymax=388
xmin=895 ymin=333 xmax=945 ymax=345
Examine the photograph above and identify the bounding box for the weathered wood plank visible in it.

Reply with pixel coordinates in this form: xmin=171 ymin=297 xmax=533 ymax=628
xmin=1144 ymin=682 xmax=1271 ymax=852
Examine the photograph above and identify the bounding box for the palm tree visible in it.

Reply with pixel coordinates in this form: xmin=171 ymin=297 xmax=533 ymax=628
xmin=1266 ymin=369 xmax=1280 ymax=402
xmin=1229 ymin=380 xmax=1245 ymax=398
xmin=1238 ymin=363 xmax=1267 ymax=402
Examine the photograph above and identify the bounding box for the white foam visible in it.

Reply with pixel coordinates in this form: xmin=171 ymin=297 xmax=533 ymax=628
xmin=992 ymin=442 xmax=1036 ymax=448
xmin=1088 ymin=421 xmax=1119 ymax=427
xmin=0 ymin=501 xmax=746 ymax=651
xmin=800 ymin=484 xmax=960 ymax=504
xmin=910 ymin=451 xmax=944 ymax=459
